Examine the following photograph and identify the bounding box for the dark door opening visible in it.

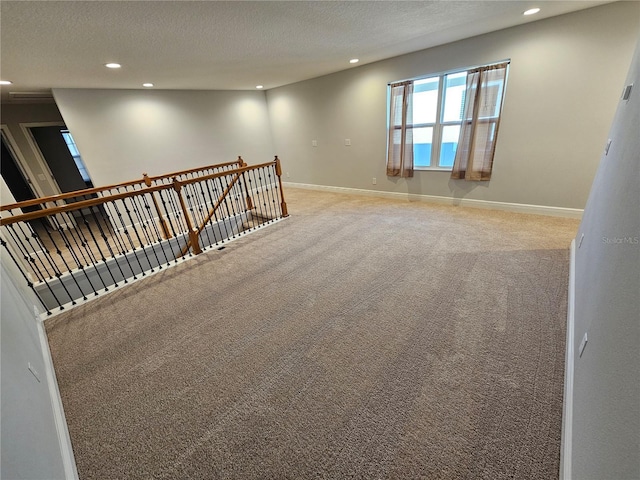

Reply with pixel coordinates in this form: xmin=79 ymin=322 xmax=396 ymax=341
xmin=30 ymin=126 xmax=93 ymax=192
xmin=1 ymin=135 xmax=41 ymax=213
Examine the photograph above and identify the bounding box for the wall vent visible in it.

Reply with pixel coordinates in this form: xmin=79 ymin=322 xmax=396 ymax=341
xmin=8 ymin=90 xmax=55 ymax=103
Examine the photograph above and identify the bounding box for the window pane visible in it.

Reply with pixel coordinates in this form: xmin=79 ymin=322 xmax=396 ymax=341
xmin=413 ymin=77 xmax=439 ymax=125
xmin=439 ymin=125 xmax=460 ymax=168
xmin=442 ymin=72 xmax=467 ymax=123
xmin=413 ymin=127 xmax=433 ymax=167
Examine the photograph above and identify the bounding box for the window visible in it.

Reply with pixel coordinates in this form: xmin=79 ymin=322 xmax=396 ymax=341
xmin=411 ymin=72 xmax=467 ymax=169
xmin=61 ymin=129 xmax=92 ymax=185
xmin=388 ymin=62 xmax=508 ymax=173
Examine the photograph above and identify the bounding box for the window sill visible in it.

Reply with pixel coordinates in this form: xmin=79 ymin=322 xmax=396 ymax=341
xmin=414 ymin=167 xmax=453 ymax=172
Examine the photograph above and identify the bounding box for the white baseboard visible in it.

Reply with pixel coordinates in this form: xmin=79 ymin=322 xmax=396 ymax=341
xmin=37 ymin=311 xmax=79 ymax=480
xmin=560 ymin=238 xmax=576 ymax=480
xmin=283 ymin=182 xmax=584 ymax=219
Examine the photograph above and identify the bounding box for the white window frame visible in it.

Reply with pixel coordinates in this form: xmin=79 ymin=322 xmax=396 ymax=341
xmin=389 ymin=60 xmax=510 ymax=172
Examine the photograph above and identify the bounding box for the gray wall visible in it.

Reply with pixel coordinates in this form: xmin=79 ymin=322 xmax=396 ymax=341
xmin=267 ymin=2 xmax=640 ymax=210
xmin=1 ymin=255 xmax=71 ymax=479
xmin=52 ymin=89 xmax=275 ymax=187
xmin=570 ymin=36 xmax=639 ymax=479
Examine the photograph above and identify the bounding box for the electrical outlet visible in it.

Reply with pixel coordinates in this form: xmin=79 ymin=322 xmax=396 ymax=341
xmin=344 ymin=139 xmax=351 ymax=146
xmin=286 ymin=172 xmax=290 ymax=178
xmin=312 ymin=140 xmax=318 ymax=147
xmin=372 ymin=177 xmax=377 ymax=185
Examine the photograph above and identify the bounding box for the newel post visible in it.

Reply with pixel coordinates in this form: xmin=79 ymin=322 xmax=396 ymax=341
xmin=172 ymin=177 xmax=202 ymax=255
xmin=274 ymin=156 xmax=289 ymax=217
xmin=143 ymin=172 xmax=172 ymax=239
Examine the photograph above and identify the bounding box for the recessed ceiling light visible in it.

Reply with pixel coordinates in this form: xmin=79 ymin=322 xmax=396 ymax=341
xmin=256 ymin=85 xmax=264 ymax=89
xmin=105 ymin=63 xmax=121 ymax=69
xmin=0 ymin=80 xmax=12 ymax=85
xmin=143 ymin=83 xmax=154 ymax=88
xmin=349 ymin=59 xmax=359 ymax=64
xmin=524 ymin=8 xmax=540 ymax=15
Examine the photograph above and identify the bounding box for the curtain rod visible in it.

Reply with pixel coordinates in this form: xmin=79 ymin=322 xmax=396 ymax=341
xmin=388 ymin=58 xmax=511 ymax=86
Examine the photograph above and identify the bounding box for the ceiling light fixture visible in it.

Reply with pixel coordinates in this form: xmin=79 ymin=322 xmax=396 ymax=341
xmin=0 ymin=80 xmax=13 ymax=85
xmin=143 ymin=83 xmax=154 ymax=88
xmin=256 ymin=85 xmax=264 ymax=89
xmin=105 ymin=63 xmax=121 ymax=69
xmin=349 ymin=59 xmax=359 ymax=64
xmin=523 ymin=8 xmax=540 ymax=15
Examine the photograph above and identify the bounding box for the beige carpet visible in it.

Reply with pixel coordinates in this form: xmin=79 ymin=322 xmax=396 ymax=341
xmin=46 ymin=187 xmax=579 ymax=479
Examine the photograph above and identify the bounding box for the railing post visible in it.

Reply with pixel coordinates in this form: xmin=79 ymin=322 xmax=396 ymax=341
xmin=172 ymin=177 xmax=202 ymax=255
xmin=143 ymin=173 xmax=172 ymax=239
xmin=274 ymin=156 xmax=289 ymax=217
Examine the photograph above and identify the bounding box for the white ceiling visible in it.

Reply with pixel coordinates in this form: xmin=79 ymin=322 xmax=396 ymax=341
xmin=0 ymin=0 xmax=614 ymax=102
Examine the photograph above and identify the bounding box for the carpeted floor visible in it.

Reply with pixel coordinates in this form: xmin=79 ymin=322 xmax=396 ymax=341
xmin=46 ymin=187 xmax=579 ymax=479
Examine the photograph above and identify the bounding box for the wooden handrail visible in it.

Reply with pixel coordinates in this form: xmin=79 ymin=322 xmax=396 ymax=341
xmin=0 ymin=183 xmax=171 ymax=227
xmin=0 ymin=178 xmax=147 ymax=212
xmin=143 ymin=158 xmax=242 ymax=183
xmin=1 ymin=161 xmax=278 ymax=227
xmin=1 ymin=158 xmax=243 ymax=212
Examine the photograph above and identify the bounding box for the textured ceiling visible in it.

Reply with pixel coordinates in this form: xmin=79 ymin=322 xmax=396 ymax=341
xmin=0 ymin=0 xmax=614 ymax=102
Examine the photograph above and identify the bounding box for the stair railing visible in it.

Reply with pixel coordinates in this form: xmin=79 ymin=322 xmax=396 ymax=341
xmin=1 ymin=157 xmax=288 ymax=315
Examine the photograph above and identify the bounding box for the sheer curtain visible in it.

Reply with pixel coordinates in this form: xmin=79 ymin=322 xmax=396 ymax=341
xmin=451 ymin=62 xmax=508 ymax=181
xmin=386 ymin=81 xmax=414 ymax=178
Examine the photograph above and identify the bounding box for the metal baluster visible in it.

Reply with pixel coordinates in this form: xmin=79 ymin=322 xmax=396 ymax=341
xmin=209 ymin=176 xmax=231 ymax=243
xmin=0 ymin=237 xmax=58 ymax=314
xmin=101 ymin=192 xmax=130 ymax=256
xmin=28 ymin=220 xmax=80 ymax=304
xmin=18 ymin=220 xmax=61 ymax=280
xmin=201 ymin=177 xmax=224 ymax=246
xmin=44 ymin=215 xmax=97 ymax=301
xmin=119 ymin=194 xmax=154 ymax=275
xmin=246 ymin=168 xmax=262 ymax=229
xmin=111 ymin=197 xmax=145 ymax=279
xmin=5 ymin=222 xmax=57 ymax=289
xmin=251 ymin=167 xmax=267 ymax=227
xmin=87 ymin=204 xmax=126 ymax=286
xmin=193 ymin=178 xmax=215 ymax=249
xmin=140 ymin=193 xmax=172 ymax=267
xmin=69 ymin=208 xmax=111 ymax=294
xmin=265 ymin=165 xmax=278 ymax=221
xmin=216 ymin=175 xmax=236 ymax=239
xmin=184 ymin=176 xmax=212 ymax=249
xmin=131 ymin=194 xmax=163 ymax=270
xmin=3 ymin=214 xmax=50 ymax=280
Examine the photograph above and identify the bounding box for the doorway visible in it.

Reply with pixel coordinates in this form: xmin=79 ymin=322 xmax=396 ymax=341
xmin=1 ymin=134 xmax=41 ymax=213
xmin=29 ymin=126 xmax=93 ymax=192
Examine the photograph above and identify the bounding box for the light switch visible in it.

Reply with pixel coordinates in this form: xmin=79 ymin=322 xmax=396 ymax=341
xmin=311 ymin=140 xmax=318 ymax=147
xmin=344 ymin=139 xmax=351 ymax=146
